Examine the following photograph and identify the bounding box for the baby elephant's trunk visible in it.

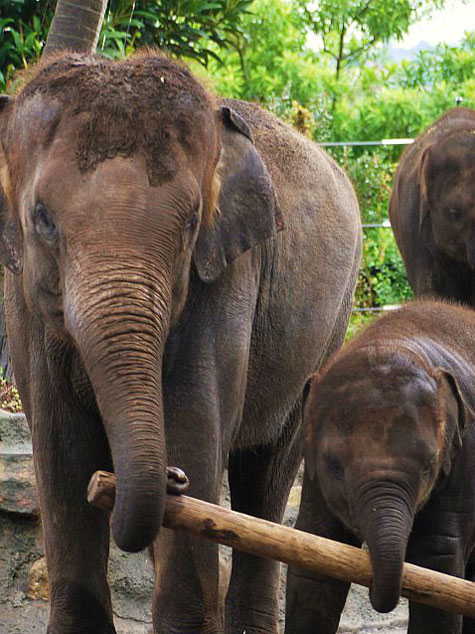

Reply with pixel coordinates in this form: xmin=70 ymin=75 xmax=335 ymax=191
xmin=356 ymin=480 xmax=415 ymax=613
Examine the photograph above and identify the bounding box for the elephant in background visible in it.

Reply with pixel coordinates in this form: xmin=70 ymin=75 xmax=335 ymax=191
xmin=389 ymin=107 xmax=475 ymax=304
xmin=0 ymin=52 xmax=361 ymax=634
xmin=286 ymin=300 xmax=475 ymax=634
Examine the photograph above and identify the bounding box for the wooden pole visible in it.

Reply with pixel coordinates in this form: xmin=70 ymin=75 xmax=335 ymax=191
xmin=88 ymin=470 xmax=475 ymax=618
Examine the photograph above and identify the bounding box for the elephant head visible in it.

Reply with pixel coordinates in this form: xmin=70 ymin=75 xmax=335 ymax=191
xmin=304 ymin=344 xmax=472 ymax=613
xmin=0 ymin=53 xmax=282 ymax=552
xmin=418 ymin=126 xmax=475 ymax=266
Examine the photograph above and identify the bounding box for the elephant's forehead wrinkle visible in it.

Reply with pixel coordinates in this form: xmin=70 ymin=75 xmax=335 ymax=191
xmin=317 ymin=367 xmax=436 ymax=447
xmin=15 ymin=51 xmax=216 ymax=188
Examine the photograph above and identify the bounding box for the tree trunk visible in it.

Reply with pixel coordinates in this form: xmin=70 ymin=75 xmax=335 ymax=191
xmin=43 ymin=0 xmax=108 ymax=57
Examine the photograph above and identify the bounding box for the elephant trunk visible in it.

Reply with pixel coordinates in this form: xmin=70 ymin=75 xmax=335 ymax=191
xmin=356 ymin=480 xmax=415 ymax=613
xmin=65 ymin=257 xmax=171 ymax=553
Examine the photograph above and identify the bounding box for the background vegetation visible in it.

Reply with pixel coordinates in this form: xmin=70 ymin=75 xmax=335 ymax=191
xmin=1 ymin=0 xmax=474 ymax=356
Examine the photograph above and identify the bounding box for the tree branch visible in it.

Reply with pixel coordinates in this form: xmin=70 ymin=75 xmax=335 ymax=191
xmin=341 ymin=36 xmax=377 ymax=62
xmin=356 ymin=0 xmax=376 ymax=20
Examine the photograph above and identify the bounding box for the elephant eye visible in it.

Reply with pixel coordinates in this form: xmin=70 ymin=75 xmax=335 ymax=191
xmin=185 ymin=211 xmax=198 ymax=231
xmin=447 ymin=208 xmax=462 ymax=222
xmin=422 ymin=457 xmax=437 ymax=479
xmin=185 ymin=202 xmax=201 ymax=231
xmin=33 ymin=203 xmax=57 ymax=242
xmin=326 ymin=455 xmax=344 ymax=480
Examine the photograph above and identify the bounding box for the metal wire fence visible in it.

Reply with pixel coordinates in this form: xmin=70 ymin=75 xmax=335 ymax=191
xmin=317 ymin=138 xmax=414 ymax=313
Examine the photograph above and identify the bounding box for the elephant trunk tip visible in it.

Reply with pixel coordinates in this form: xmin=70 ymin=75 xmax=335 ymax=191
xmin=111 ymin=469 xmax=167 ymax=553
xmin=369 ymin=582 xmax=402 ymax=613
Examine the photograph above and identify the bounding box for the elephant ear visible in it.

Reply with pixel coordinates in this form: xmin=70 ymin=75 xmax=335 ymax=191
xmin=0 ymin=95 xmax=23 ymax=275
xmin=193 ymin=105 xmax=283 ymax=283
xmin=418 ymin=146 xmax=432 ymax=231
xmin=436 ymin=369 xmax=475 ymax=476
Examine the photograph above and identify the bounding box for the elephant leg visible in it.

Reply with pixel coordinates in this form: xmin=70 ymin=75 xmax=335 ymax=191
xmin=152 ymin=531 xmax=222 ymax=634
xmin=409 ymin=602 xmax=462 ymax=634
xmin=224 ymin=405 xmax=303 ymax=634
xmin=32 ymin=404 xmax=115 ymax=634
xmin=285 ymin=467 xmax=359 ymax=634
xmin=151 ymin=439 xmax=223 ymax=634
xmin=152 ymin=258 xmax=259 ymax=634
xmin=407 ymin=530 xmax=464 ymax=634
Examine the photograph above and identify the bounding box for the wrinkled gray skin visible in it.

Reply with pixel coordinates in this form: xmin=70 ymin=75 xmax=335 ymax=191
xmin=0 ymin=53 xmax=361 ymax=634
xmin=286 ymin=300 xmax=475 ymax=634
xmin=389 ymin=108 xmax=475 ymax=304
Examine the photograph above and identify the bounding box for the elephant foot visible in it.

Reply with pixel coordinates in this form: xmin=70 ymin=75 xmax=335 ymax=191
xmin=153 ymin=619 xmax=222 ymax=634
xmin=227 ymin=626 xmax=278 ymax=634
xmin=226 ymin=601 xmax=279 ymax=634
xmin=154 ymin=600 xmax=223 ymax=634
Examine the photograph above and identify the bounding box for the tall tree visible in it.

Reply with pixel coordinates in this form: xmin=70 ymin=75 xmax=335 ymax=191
xmin=43 ymin=0 xmax=108 ymax=56
xmin=299 ymin=0 xmax=446 ymax=81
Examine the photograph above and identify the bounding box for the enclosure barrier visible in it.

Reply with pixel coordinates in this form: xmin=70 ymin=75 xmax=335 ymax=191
xmin=88 ymin=470 xmax=475 ymax=619
xmin=319 ymin=137 xmax=415 ymax=314
xmin=317 ymin=138 xmax=414 ymax=147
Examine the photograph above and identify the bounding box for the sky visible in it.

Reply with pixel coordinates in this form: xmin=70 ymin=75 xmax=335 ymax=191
xmin=398 ymin=0 xmax=475 ymax=48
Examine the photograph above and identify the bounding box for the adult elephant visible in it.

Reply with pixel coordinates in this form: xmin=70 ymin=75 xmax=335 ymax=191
xmin=389 ymin=107 xmax=475 ymax=303
xmin=0 ymin=52 xmax=361 ymax=634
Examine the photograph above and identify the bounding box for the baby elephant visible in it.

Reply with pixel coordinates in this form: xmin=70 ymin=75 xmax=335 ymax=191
xmin=286 ymin=300 xmax=475 ymax=634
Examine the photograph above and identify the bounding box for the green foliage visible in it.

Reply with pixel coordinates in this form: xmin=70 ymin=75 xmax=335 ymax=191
xmin=0 ymin=0 xmax=52 ymax=90
xmin=0 ymin=375 xmax=22 ymax=412
xmin=297 ymin=0 xmax=446 ymax=89
xmin=99 ymin=0 xmax=253 ymax=64
xmin=205 ymin=0 xmax=328 ymax=103
xmin=329 ymin=32 xmax=475 ymax=146
xmin=334 ymin=148 xmax=395 ymax=222
xmin=329 ymin=148 xmax=413 ymax=309
xmin=0 ymin=0 xmax=252 ymax=90
xmin=346 ymin=311 xmax=375 ymax=340
xmin=398 ymin=32 xmax=475 ymax=88
xmin=358 ymin=227 xmax=413 ymax=307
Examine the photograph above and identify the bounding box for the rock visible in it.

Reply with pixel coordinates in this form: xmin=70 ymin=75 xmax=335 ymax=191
xmin=284 ymin=484 xmax=301 ymax=528
xmin=0 ymin=513 xmax=45 ymax=633
xmin=0 ymin=411 xmax=38 ymax=516
xmin=287 ymin=485 xmax=301 ymax=508
xmin=27 ymin=557 xmax=49 ymax=601
xmin=0 ymin=450 xmax=38 ymax=515
xmin=108 ymin=543 xmax=154 ymax=627
xmin=0 ymin=411 xmax=30 ymax=445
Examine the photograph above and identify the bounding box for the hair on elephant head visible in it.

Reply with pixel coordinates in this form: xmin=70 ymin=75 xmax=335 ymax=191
xmin=0 ymin=51 xmax=283 ymax=553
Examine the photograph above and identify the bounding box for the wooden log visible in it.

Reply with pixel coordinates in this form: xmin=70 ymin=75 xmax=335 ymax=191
xmin=87 ymin=470 xmax=475 ymax=618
